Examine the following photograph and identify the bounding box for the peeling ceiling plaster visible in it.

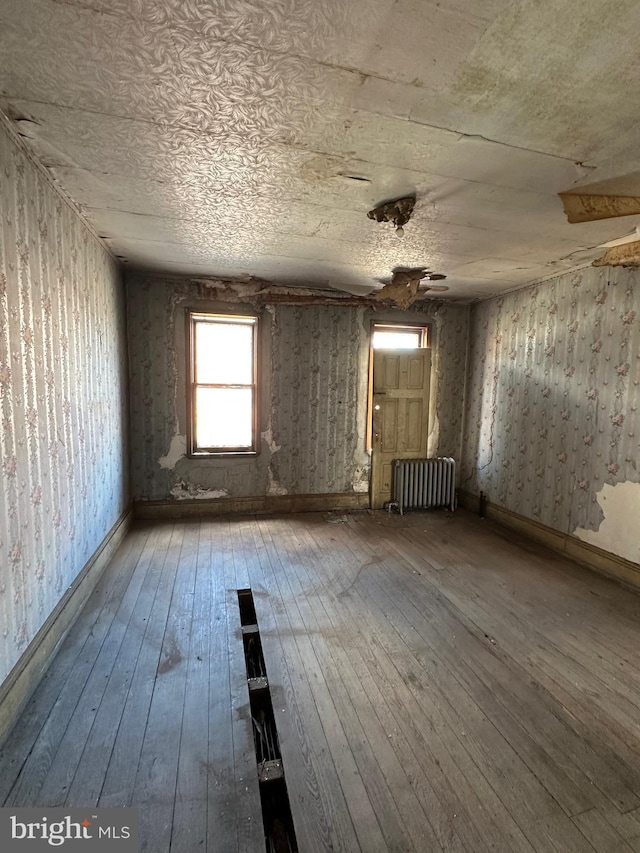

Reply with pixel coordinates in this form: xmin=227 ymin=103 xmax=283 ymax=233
xmin=3 ymin=0 xmax=640 ymax=298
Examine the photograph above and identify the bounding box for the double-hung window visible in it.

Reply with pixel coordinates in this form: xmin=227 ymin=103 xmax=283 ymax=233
xmin=187 ymin=311 xmax=258 ymax=455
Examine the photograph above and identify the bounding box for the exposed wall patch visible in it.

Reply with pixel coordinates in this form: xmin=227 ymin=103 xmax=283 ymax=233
xmin=261 ymin=425 xmax=281 ymax=455
xmin=169 ymin=480 xmax=228 ymax=500
xmin=573 ymin=481 xmax=640 ymax=564
xmin=262 ymin=423 xmax=288 ymax=495
xmin=267 ymin=467 xmax=289 ymax=497
xmin=158 ymin=433 xmax=186 ymax=469
xmin=351 ymin=465 xmax=370 ymax=493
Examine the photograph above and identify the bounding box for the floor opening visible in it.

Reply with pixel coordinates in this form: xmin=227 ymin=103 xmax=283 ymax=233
xmin=238 ymin=587 xmax=258 ymax=625
xmin=243 ymin=632 xmax=266 ymax=678
xmin=261 ymin=778 xmax=299 ymax=853
xmin=237 ymin=589 xmax=299 ymax=853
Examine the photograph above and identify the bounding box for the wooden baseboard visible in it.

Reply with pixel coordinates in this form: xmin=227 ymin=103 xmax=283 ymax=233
xmin=0 ymin=507 xmax=133 ymax=746
xmin=458 ymin=491 xmax=640 ymax=590
xmin=134 ymin=491 xmax=370 ymax=520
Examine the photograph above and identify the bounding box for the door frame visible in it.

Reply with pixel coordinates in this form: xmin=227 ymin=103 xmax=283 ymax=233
xmin=367 ymin=321 xmax=431 ymax=506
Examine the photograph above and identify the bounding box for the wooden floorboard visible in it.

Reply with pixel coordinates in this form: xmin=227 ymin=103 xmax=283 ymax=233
xmin=98 ymin=522 xmax=178 ymax=809
xmin=2 ymin=508 xmax=640 ymax=852
xmin=130 ymin=522 xmax=193 ymax=853
xmin=252 ymin=516 xmax=362 ymax=853
xmin=371 ymin=518 xmax=640 ymax=813
xmin=64 ymin=524 xmax=167 ymax=808
xmin=170 ymin=522 xmax=213 ymax=852
xmin=274 ymin=516 xmax=447 ymax=852
xmin=292 ymin=516 xmax=528 ymax=853
xmin=0 ymin=525 xmax=149 ymax=802
xmin=203 ymin=518 xmax=241 ymax=853
xmin=3 ymin=525 xmax=153 ymax=807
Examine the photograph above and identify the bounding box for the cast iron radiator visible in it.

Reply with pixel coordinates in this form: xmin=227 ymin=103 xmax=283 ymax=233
xmin=392 ymin=457 xmax=456 ymax=514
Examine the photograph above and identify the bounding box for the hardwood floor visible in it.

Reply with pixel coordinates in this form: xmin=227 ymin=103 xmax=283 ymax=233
xmin=2 ymin=509 xmax=640 ymax=852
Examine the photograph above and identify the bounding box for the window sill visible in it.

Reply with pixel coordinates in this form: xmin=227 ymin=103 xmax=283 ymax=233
xmin=187 ymin=451 xmax=259 ymax=459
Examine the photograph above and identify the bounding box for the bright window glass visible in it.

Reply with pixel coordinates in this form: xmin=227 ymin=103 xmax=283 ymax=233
xmin=195 ymin=322 xmax=253 ymax=385
xmin=372 ymin=328 xmax=423 ymax=349
xmin=189 ymin=313 xmax=256 ymax=453
xmin=195 ymin=387 xmax=253 ymax=448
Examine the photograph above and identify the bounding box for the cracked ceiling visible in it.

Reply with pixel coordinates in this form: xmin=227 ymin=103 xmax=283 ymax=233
xmin=3 ymin=0 xmax=640 ymax=299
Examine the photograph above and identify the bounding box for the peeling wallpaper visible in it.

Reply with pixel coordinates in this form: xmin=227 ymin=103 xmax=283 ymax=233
xmin=0 ymin=120 xmax=129 ymax=685
xmin=127 ymin=275 xmax=469 ymax=502
xmin=462 ymin=266 xmax=640 ymax=563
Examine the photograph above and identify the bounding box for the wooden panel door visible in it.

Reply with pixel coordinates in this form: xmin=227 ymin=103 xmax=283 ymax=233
xmin=371 ymin=348 xmax=431 ymax=508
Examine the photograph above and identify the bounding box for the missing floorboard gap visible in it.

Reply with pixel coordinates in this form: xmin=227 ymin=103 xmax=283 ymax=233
xmin=238 ymin=587 xmax=257 ymax=625
xmin=244 ymin=633 xmax=267 ymax=679
xmin=237 ymin=589 xmax=299 ymax=853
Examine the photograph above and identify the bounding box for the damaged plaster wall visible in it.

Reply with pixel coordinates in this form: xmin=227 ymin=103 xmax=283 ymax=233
xmin=573 ymin=482 xmax=640 ymax=565
xmin=462 ymin=265 xmax=640 ymax=563
xmin=127 ymin=274 xmax=470 ymax=502
xmin=127 ymin=274 xmax=274 ymax=501
xmin=127 ymin=275 xmax=373 ymax=500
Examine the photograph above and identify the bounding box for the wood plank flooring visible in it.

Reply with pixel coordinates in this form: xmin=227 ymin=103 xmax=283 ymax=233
xmin=2 ymin=509 xmax=640 ymax=852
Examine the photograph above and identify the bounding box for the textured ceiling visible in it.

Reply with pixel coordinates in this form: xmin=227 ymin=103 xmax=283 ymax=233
xmin=3 ymin=0 xmax=640 ymax=298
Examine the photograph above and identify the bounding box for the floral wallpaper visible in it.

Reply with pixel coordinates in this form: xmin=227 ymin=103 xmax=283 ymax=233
xmin=418 ymin=302 xmax=470 ymax=462
xmin=462 ymin=266 xmax=640 ymax=559
xmin=126 ymin=274 xmax=470 ymax=502
xmin=0 ymin=119 xmax=129 ymax=686
xmin=127 ymin=275 xmax=274 ymax=501
xmin=270 ymin=302 xmax=470 ymax=494
xmin=269 ymin=304 xmax=370 ymax=495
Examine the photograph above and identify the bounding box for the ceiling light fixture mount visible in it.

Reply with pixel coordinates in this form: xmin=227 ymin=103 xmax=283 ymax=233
xmin=367 ymin=194 xmax=416 ymax=237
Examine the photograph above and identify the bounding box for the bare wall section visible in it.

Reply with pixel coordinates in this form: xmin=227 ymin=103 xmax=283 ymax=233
xmin=127 ymin=274 xmax=469 ymax=502
xmin=0 ymin=119 xmax=129 ymax=686
xmin=462 ymin=267 xmax=640 ymax=564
